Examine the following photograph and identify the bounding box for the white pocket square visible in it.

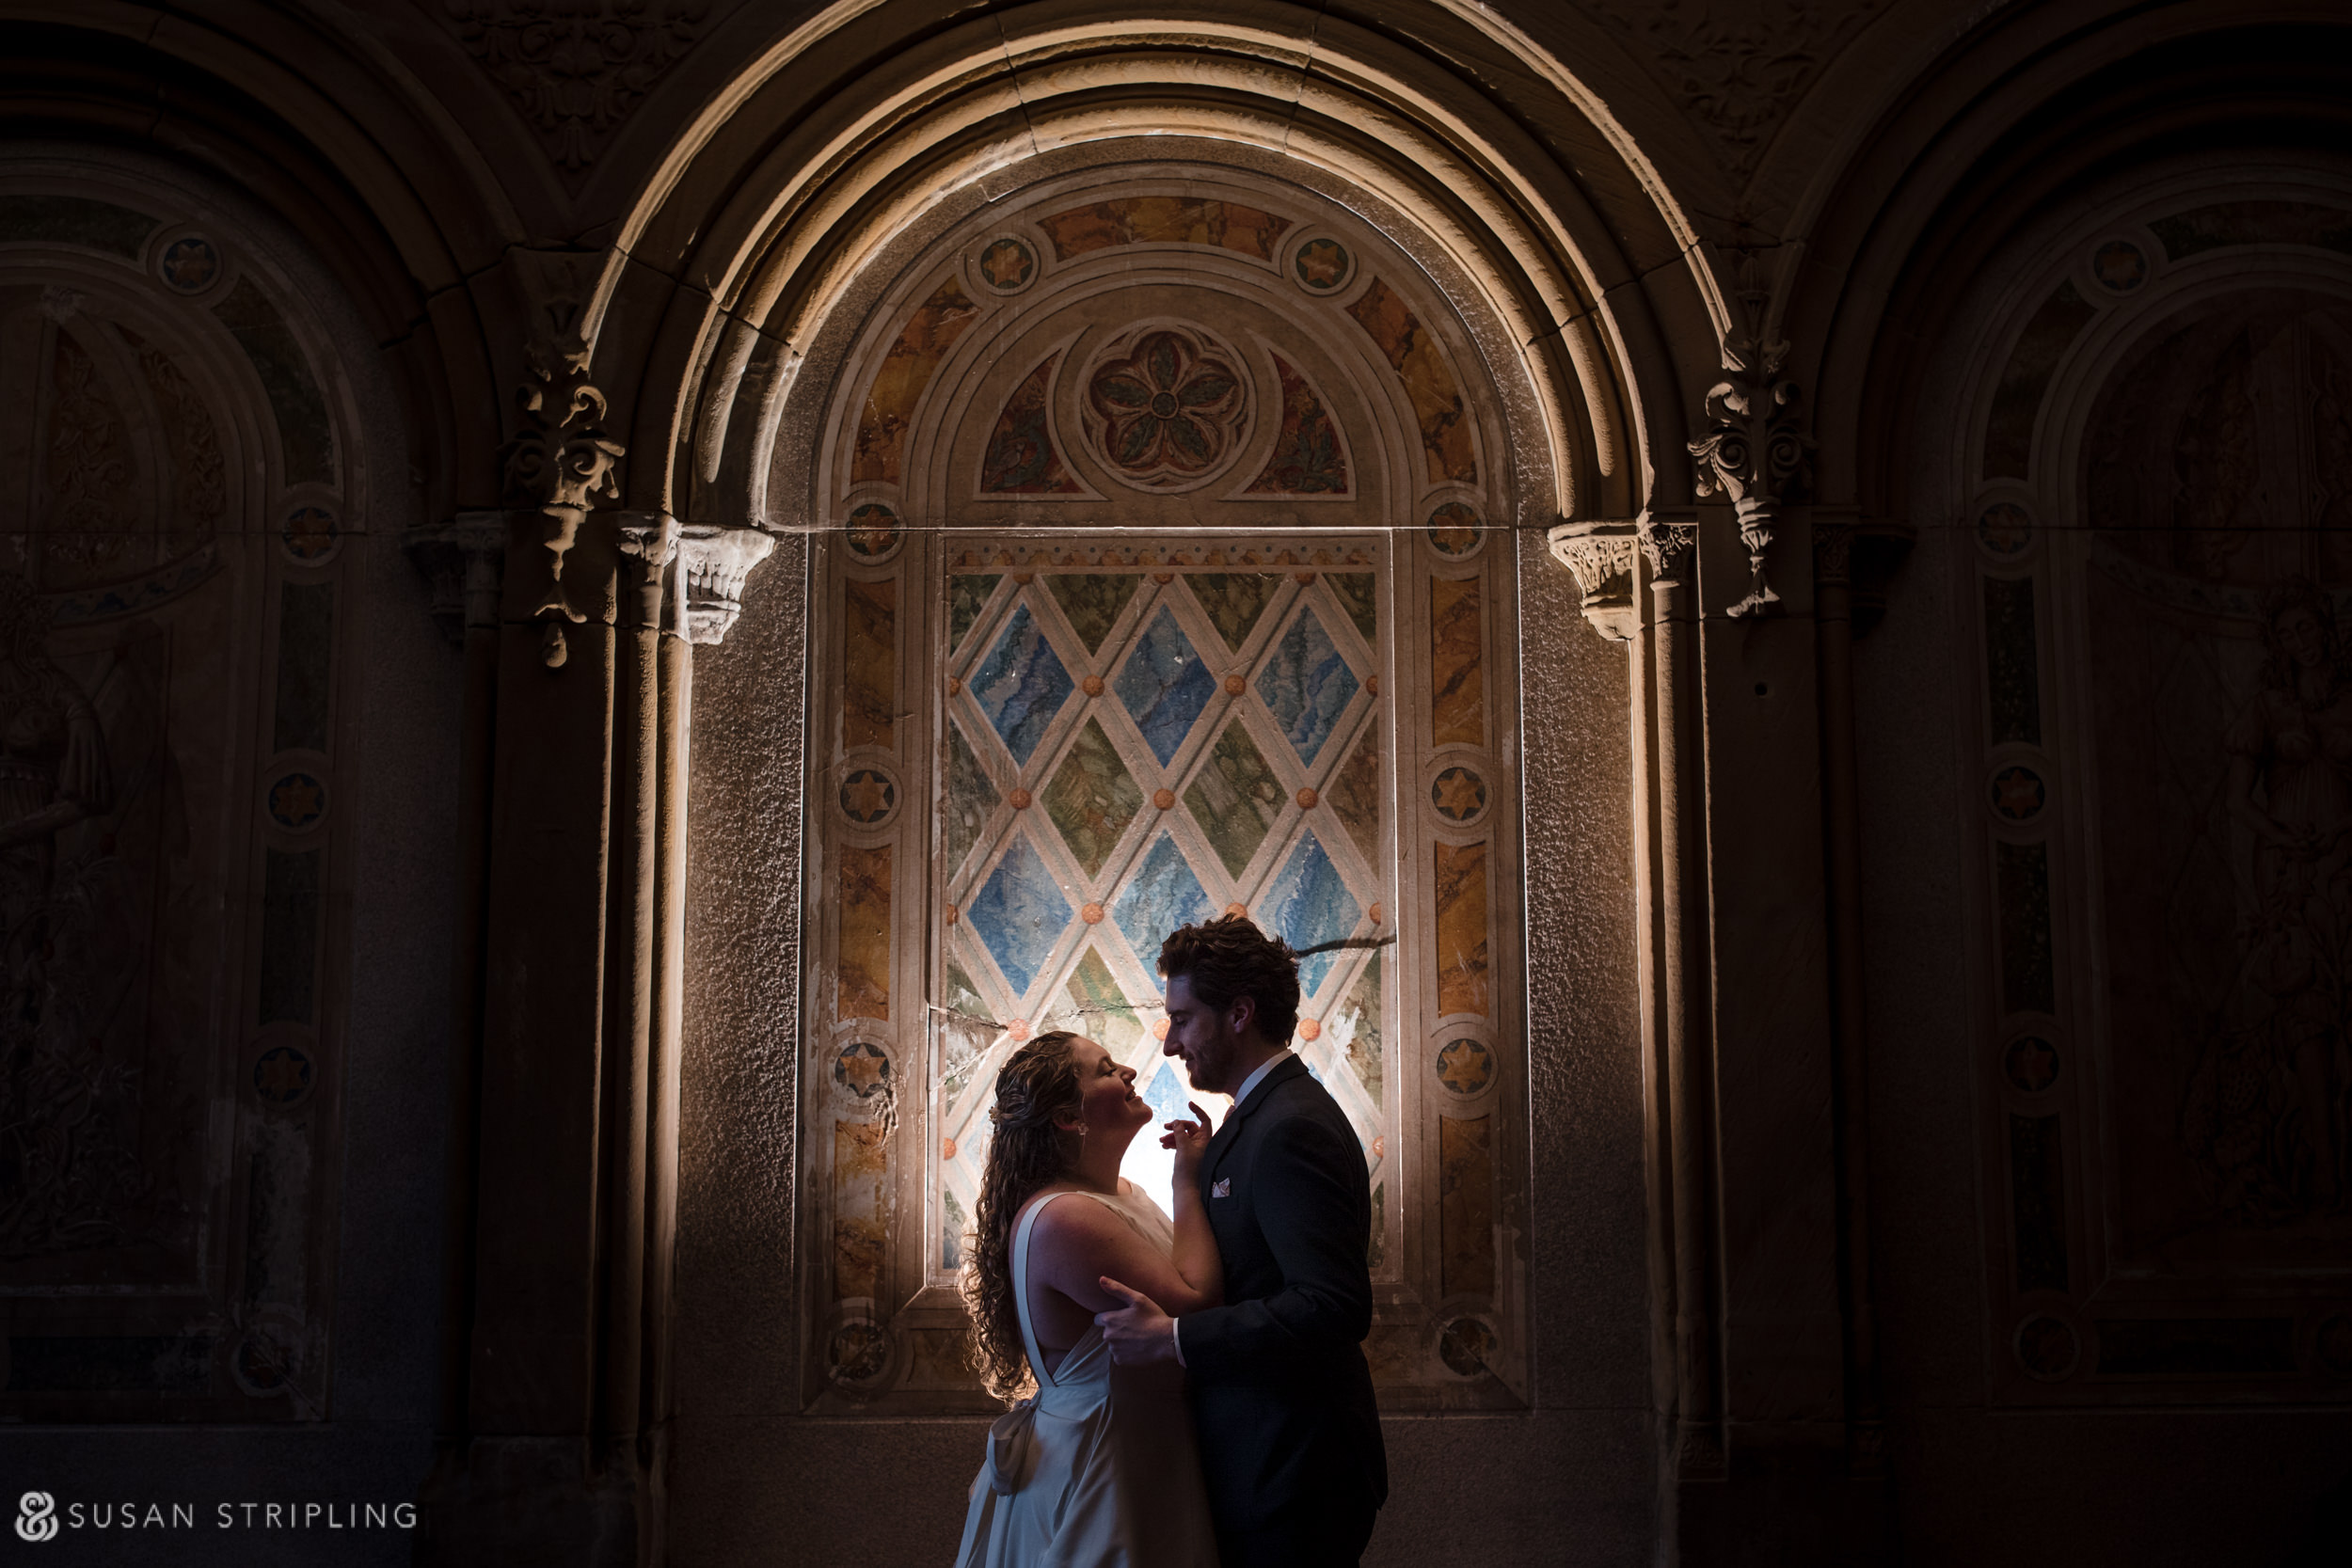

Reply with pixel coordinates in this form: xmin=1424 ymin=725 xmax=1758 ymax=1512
xmin=1212 ymin=1179 xmax=1231 ymax=1197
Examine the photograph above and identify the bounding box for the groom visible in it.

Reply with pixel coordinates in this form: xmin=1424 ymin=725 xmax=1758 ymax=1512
xmin=1097 ymin=915 xmax=1387 ymax=1567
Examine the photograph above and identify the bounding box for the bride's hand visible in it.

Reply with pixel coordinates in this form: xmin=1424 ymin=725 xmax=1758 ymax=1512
xmin=1161 ymin=1101 xmax=1214 ymax=1178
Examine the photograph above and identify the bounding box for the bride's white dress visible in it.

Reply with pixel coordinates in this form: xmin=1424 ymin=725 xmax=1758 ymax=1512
xmin=955 ymin=1183 xmax=1220 ymax=1568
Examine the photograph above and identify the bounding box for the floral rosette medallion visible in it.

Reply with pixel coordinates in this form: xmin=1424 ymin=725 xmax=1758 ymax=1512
xmin=1084 ymin=325 xmax=1250 ymax=490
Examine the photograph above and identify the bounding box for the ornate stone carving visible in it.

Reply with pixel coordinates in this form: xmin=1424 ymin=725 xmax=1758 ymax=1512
xmin=1639 ymin=510 xmax=1698 ymax=587
xmin=1082 ymin=325 xmax=1250 ymax=491
xmin=1547 ymin=518 xmax=1642 ymax=641
xmin=501 ymin=351 xmax=623 ymax=668
xmin=613 ymin=512 xmax=682 ymax=631
xmin=676 ymin=524 xmax=776 ymax=645
xmin=1572 ymin=0 xmax=1887 ymax=182
xmin=1814 ymin=518 xmax=1852 ymax=586
xmin=404 ymin=512 xmax=510 ymax=643
xmin=1688 ymin=336 xmax=1812 ymax=618
xmin=440 ymin=0 xmax=711 ymax=170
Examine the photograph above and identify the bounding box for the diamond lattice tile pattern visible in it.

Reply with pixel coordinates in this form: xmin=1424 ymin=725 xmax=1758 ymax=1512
xmin=967 ymin=832 xmax=1073 ymax=997
xmin=973 ymin=603 xmax=1074 ymax=765
xmin=1257 ymin=604 xmax=1359 ymax=765
xmin=1115 ymin=605 xmax=1217 ymax=766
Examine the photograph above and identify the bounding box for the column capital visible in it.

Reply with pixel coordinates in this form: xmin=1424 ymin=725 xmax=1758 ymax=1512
xmin=403 ymin=511 xmax=512 ymax=642
xmin=675 ymin=523 xmax=778 ymax=645
xmin=1688 ymin=333 xmax=1815 ymax=619
xmin=1546 ymin=518 xmax=1642 ymax=641
xmin=1637 ymin=508 xmax=1698 ymax=588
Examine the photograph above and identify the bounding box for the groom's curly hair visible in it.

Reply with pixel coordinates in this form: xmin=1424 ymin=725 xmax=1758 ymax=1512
xmin=962 ymin=1030 xmax=1085 ymax=1403
xmin=1157 ymin=914 xmax=1301 ymax=1044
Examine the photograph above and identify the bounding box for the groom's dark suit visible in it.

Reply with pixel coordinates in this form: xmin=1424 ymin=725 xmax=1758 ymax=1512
xmin=1178 ymin=1053 xmax=1387 ymax=1567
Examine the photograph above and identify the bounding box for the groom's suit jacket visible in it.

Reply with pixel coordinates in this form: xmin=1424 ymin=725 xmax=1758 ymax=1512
xmin=1180 ymin=1053 xmax=1387 ymax=1537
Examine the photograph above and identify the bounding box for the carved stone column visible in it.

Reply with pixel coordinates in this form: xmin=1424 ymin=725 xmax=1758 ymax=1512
xmin=500 ymin=351 xmax=624 ymax=668
xmin=677 ymin=523 xmax=778 ymax=645
xmin=1641 ymin=509 xmax=1724 ymax=1481
xmin=1547 ymin=518 xmax=1643 ymax=641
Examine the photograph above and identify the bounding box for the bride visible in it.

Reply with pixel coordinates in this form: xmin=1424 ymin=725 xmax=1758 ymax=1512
xmin=956 ymin=1031 xmax=1223 ymax=1567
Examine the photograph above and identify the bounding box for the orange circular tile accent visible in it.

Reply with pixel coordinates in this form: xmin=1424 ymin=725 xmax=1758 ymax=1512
xmin=946 ymin=904 xmax=959 ymax=924
xmin=1365 ymin=675 xmax=1379 ymax=695
xmin=1153 ymin=1019 xmax=1171 ymax=1040
xmin=1153 ymin=572 xmax=1175 ymax=584
xmin=1224 ymin=673 xmax=1247 ymax=695
xmin=1082 ymin=674 xmax=1105 ymax=696
xmin=1295 ymin=787 xmax=1319 ymax=809
xmin=1368 ymin=901 xmax=1383 ymax=925
xmin=1008 ymin=1019 xmax=1030 ymax=1041
xmin=1009 ymin=787 xmax=1033 ymax=810
xmin=1014 ymin=572 xmax=1034 ymax=584
xmin=948 ymin=676 xmax=962 ymax=695
xmin=1153 ymin=787 xmax=1176 ymax=810
xmin=1298 ymin=1019 xmax=1323 ymax=1040
xmin=1295 ymin=571 xmax=1317 ymax=585
xmin=943 ymin=1137 xmax=958 ymax=1161
xmin=1224 ymin=902 xmax=1248 ymax=918
xmin=1081 ymin=901 xmax=1104 ymax=924
xmin=1372 ymin=1135 xmax=1386 ymax=1160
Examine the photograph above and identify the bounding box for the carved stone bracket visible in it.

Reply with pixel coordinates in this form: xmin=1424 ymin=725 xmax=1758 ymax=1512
xmin=501 ymin=349 xmax=624 ymax=670
xmin=613 ymin=513 xmax=683 ymax=631
xmin=1687 ymin=335 xmax=1815 ymax=619
xmin=403 ymin=512 xmax=510 ymax=643
xmin=1811 ymin=510 xmax=1917 ymax=636
xmin=1639 ymin=510 xmax=1698 ymax=589
xmin=676 ymin=524 xmax=778 ymax=645
xmin=1547 ymin=518 xmax=1642 ymax=641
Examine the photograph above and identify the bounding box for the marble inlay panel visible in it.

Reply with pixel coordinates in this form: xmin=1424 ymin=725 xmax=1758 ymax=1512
xmin=1329 ymin=571 xmax=1376 ymax=644
xmin=837 ymin=845 xmax=893 ymax=1021
xmin=1257 ymin=604 xmax=1359 ymax=766
xmin=843 ymin=578 xmax=898 ymax=752
xmin=1433 ymin=840 xmax=1490 ymax=1016
xmin=1037 ymin=196 xmax=1290 ymax=261
xmin=1333 ymin=953 xmax=1383 ymax=1110
xmin=1327 ymin=727 xmax=1381 ymax=863
xmin=1438 ymin=1113 xmax=1496 ymax=1295
xmin=967 ymin=833 xmax=1073 ymax=999
xmin=980 ymin=352 xmax=1083 ymax=494
xmin=1261 ymin=832 xmax=1359 ymax=993
xmin=1430 ymin=576 xmax=1485 ymax=748
xmin=945 ymin=720 xmax=998 ymax=878
xmin=1243 ymin=354 xmax=1349 ymax=495
xmin=1115 ymin=604 xmax=1216 ymax=767
xmin=1046 ymin=573 xmax=1143 ymax=655
xmin=1345 ymin=277 xmax=1475 ymax=484
xmin=1184 ymin=719 xmax=1284 ymax=879
xmin=1062 ymin=946 xmax=1143 ymax=1055
xmin=1110 ymin=832 xmax=1215 ymax=970
xmin=833 ymin=1119 xmax=890 ymax=1299
xmin=854 ymin=276 xmax=980 ymax=483
xmin=1186 ymin=572 xmax=1281 ymax=651
xmin=972 ymin=603 xmax=1073 ymax=766
xmin=1044 ymin=718 xmax=1143 ymax=877
xmin=949 ymin=575 xmax=1000 ymax=654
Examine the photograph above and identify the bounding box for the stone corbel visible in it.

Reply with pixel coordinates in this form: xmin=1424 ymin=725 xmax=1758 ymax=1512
xmin=613 ymin=512 xmax=683 ymax=630
xmin=500 ymin=347 xmax=624 ymax=669
xmin=1687 ymin=335 xmax=1814 ymax=619
xmin=675 ymin=523 xmax=779 ymax=645
xmin=1546 ymin=518 xmax=1642 ymax=641
xmin=403 ymin=511 xmax=510 ymax=643
xmin=1638 ymin=509 xmax=1698 ymax=588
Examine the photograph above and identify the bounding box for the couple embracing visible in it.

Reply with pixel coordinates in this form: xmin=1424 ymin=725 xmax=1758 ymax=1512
xmin=954 ymin=915 xmax=1388 ymax=1568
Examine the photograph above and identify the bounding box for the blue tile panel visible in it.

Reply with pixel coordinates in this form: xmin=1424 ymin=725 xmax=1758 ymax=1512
xmin=1260 ymin=832 xmax=1359 ymax=992
xmin=966 ymin=832 xmax=1073 ymax=998
xmin=1143 ymin=1061 xmax=1190 ymax=1124
xmin=1111 ymin=833 xmax=1216 ymax=973
xmin=971 ymin=603 xmax=1073 ymax=766
xmin=1114 ymin=604 xmax=1217 ymax=767
xmin=1256 ymin=605 xmax=1359 ymax=766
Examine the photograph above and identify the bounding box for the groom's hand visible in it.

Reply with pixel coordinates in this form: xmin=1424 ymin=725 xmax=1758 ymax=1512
xmin=1094 ymin=1277 xmax=1179 ymax=1365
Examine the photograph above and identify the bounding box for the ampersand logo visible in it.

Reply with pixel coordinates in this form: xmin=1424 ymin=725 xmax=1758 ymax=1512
xmin=15 ymin=1491 xmax=57 ymax=1543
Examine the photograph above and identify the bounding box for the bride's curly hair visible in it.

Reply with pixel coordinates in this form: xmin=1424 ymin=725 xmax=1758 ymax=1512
xmin=961 ymin=1030 xmax=1085 ymax=1403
